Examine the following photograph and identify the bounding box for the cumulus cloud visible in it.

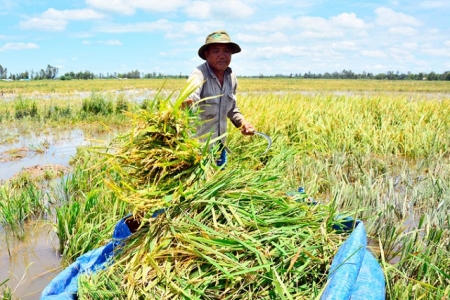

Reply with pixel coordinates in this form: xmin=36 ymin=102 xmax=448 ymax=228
xmin=421 ymin=47 xmax=450 ymax=57
xmin=331 ymin=41 xmax=359 ymax=51
xmin=20 ymin=18 xmax=68 ymax=31
xmin=401 ymin=42 xmax=418 ymax=50
xmin=19 ymin=8 xmax=105 ymax=31
xmin=330 ymin=13 xmax=369 ymax=29
xmin=419 ymin=1 xmax=450 ymax=9
xmin=255 ymin=45 xmax=308 ymax=58
xmin=389 ymin=47 xmax=416 ymax=62
xmin=361 ymin=50 xmax=387 ymax=58
xmin=236 ymin=32 xmax=288 ymax=44
xmin=102 ymin=40 xmax=123 ymax=45
xmin=42 ymin=8 xmax=104 ymax=20
xmin=1 ymin=42 xmax=39 ymax=51
xmin=184 ymin=0 xmax=254 ymax=19
xmin=243 ymin=12 xmax=368 ymax=44
xmin=375 ymin=7 xmax=422 ymax=27
xmin=244 ymin=16 xmax=296 ymax=32
xmin=82 ymin=39 xmax=122 ymax=45
xmin=388 ymin=26 xmax=418 ymax=36
xmin=184 ymin=1 xmax=211 ymax=19
xmin=86 ymin=0 xmax=188 ymax=15
xmin=94 ymin=19 xmax=172 ymax=33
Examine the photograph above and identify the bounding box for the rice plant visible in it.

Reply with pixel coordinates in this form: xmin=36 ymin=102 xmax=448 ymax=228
xmin=0 ymin=184 xmax=48 ymax=238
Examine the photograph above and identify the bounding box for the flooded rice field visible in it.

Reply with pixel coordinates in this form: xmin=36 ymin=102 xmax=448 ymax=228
xmin=0 ymin=129 xmax=85 ymax=182
xmin=0 ymin=223 xmax=59 ymax=299
xmin=0 ymin=128 xmax=117 ymax=298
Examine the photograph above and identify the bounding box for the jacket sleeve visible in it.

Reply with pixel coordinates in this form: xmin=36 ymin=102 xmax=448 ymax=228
xmin=187 ymin=69 xmax=204 ymax=103
xmin=227 ymin=75 xmax=245 ymax=128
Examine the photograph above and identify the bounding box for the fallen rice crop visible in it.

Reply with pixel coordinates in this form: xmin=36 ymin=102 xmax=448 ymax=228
xmin=76 ymin=83 xmax=348 ymax=299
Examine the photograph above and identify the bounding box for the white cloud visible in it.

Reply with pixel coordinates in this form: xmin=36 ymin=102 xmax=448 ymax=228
xmin=420 ymin=1 xmax=450 ymax=9
xmin=184 ymin=1 xmax=211 ymax=19
xmin=20 ymin=18 xmax=68 ymax=31
xmin=375 ymin=7 xmax=422 ymax=27
xmin=444 ymin=41 xmax=450 ymax=47
xmin=299 ymin=29 xmax=345 ymax=39
xmin=421 ymin=47 xmax=450 ymax=57
xmin=330 ymin=13 xmax=369 ymax=29
xmin=184 ymin=0 xmax=254 ymax=19
xmin=236 ymin=32 xmax=287 ymax=44
xmin=244 ymin=13 xmax=368 ymax=42
xmin=388 ymin=26 xmax=418 ymax=36
xmin=1 ymin=42 xmax=39 ymax=51
xmin=101 ymin=40 xmax=123 ymax=45
xmin=331 ymin=41 xmax=359 ymax=51
xmin=19 ymin=8 xmax=105 ymax=31
xmin=255 ymin=45 xmax=308 ymax=58
xmin=86 ymin=0 xmax=188 ymax=15
xmin=401 ymin=42 xmax=418 ymax=50
xmin=86 ymin=0 xmax=135 ymax=15
xmin=389 ymin=47 xmax=416 ymax=62
xmin=244 ymin=16 xmax=296 ymax=32
xmin=373 ymin=64 xmax=388 ymax=70
xmin=94 ymin=19 xmax=172 ymax=33
xmin=42 ymin=8 xmax=104 ymax=20
xmin=82 ymin=39 xmax=123 ymax=46
xmin=361 ymin=50 xmax=387 ymax=58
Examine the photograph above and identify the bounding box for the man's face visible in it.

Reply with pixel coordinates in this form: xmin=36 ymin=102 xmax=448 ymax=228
xmin=204 ymin=44 xmax=232 ymax=73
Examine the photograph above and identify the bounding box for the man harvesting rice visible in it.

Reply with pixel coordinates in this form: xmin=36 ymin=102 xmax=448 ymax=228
xmin=184 ymin=30 xmax=255 ymax=166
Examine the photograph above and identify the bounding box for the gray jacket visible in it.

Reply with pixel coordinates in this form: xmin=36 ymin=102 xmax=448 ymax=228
xmin=188 ymin=62 xmax=244 ymax=145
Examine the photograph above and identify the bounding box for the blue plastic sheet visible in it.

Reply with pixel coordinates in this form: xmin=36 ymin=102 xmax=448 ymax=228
xmin=320 ymin=222 xmax=385 ymax=300
xmin=42 ymin=205 xmax=385 ymax=299
xmin=40 ymin=215 xmax=134 ymax=299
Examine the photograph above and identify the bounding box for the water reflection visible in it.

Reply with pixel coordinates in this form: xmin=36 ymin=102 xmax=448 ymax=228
xmin=0 ymin=128 xmax=117 ymax=297
xmin=0 ymin=223 xmax=60 ymax=299
xmin=0 ymin=129 xmax=114 ymax=181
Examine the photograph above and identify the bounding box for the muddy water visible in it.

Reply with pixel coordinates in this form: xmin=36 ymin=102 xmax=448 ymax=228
xmin=0 ymin=128 xmax=118 ymax=298
xmin=0 ymin=224 xmax=60 ymax=299
xmin=0 ymin=129 xmax=82 ymax=181
xmin=0 ymin=129 xmax=117 ymax=182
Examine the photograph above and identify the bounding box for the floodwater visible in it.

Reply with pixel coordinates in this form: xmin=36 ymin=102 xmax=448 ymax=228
xmin=0 ymin=223 xmax=60 ymax=299
xmin=0 ymin=129 xmax=84 ymax=181
xmin=0 ymin=128 xmax=117 ymax=298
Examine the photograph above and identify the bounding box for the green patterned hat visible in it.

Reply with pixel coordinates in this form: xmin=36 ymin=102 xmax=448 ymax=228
xmin=198 ymin=30 xmax=241 ymax=60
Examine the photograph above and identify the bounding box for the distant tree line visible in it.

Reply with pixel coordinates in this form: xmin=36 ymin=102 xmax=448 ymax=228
xmin=2 ymin=64 xmax=450 ymax=81
xmin=0 ymin=64 xmax=58 ymax=80
xmin=253 ymin=69 xmax=450 ymax=81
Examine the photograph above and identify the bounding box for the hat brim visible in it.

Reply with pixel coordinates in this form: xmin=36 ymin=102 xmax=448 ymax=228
xmin=198 ymin=42 xmax=241 ymax=60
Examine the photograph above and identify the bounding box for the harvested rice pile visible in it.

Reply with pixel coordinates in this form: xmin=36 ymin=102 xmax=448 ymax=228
xmin=83 ymin=85 xmax=343 ymax=299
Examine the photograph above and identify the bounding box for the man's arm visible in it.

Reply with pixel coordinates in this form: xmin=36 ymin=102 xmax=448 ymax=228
xmin=227 ymin=98 xmax=255 ymax=135
xmin=183 ymin=69 xmax=204 ymax=109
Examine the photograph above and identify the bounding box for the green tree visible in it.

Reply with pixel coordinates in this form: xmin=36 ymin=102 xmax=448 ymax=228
xmin=0 ymin=65 xmax=7 ymax=79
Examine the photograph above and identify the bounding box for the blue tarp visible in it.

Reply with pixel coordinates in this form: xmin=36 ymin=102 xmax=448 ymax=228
xmin=41 ymin=211 xmax=385 ymax=299
xmin=40 ymin=215 xmax=134 ymax=299
xmin=320 ymin=221 xmax=386 ymax=300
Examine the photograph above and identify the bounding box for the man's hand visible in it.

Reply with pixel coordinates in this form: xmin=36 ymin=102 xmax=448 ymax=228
xmin=181 ymin=99 xmax=194 ymax=109
xmin=240 ymin=122 xmax=255 ymax=135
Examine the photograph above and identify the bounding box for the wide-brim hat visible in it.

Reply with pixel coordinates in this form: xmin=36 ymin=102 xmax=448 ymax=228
xmin=198 ymin=30 xmax=241 ymax=60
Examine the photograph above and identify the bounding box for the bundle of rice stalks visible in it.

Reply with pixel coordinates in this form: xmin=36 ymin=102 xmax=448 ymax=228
xmin=84 ymin=84 xmax=344 ymax=299
xmin=101 ymin=84 xmax=217 ymax=216
xmin=81 ymin=165 xmax=341 ymax=299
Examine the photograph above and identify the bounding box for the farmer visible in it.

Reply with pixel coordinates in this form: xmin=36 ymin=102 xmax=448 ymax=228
xmin=184 ymin=30 xmax=255 ymax=166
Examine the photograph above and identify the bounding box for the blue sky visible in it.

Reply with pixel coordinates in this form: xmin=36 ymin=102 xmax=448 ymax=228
xmin=1 ymin=0 xmax=449 ymax=77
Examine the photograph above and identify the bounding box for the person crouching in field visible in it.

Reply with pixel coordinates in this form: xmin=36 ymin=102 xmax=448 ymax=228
xmin=183 ymin=30 xmax=255 ymax=167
